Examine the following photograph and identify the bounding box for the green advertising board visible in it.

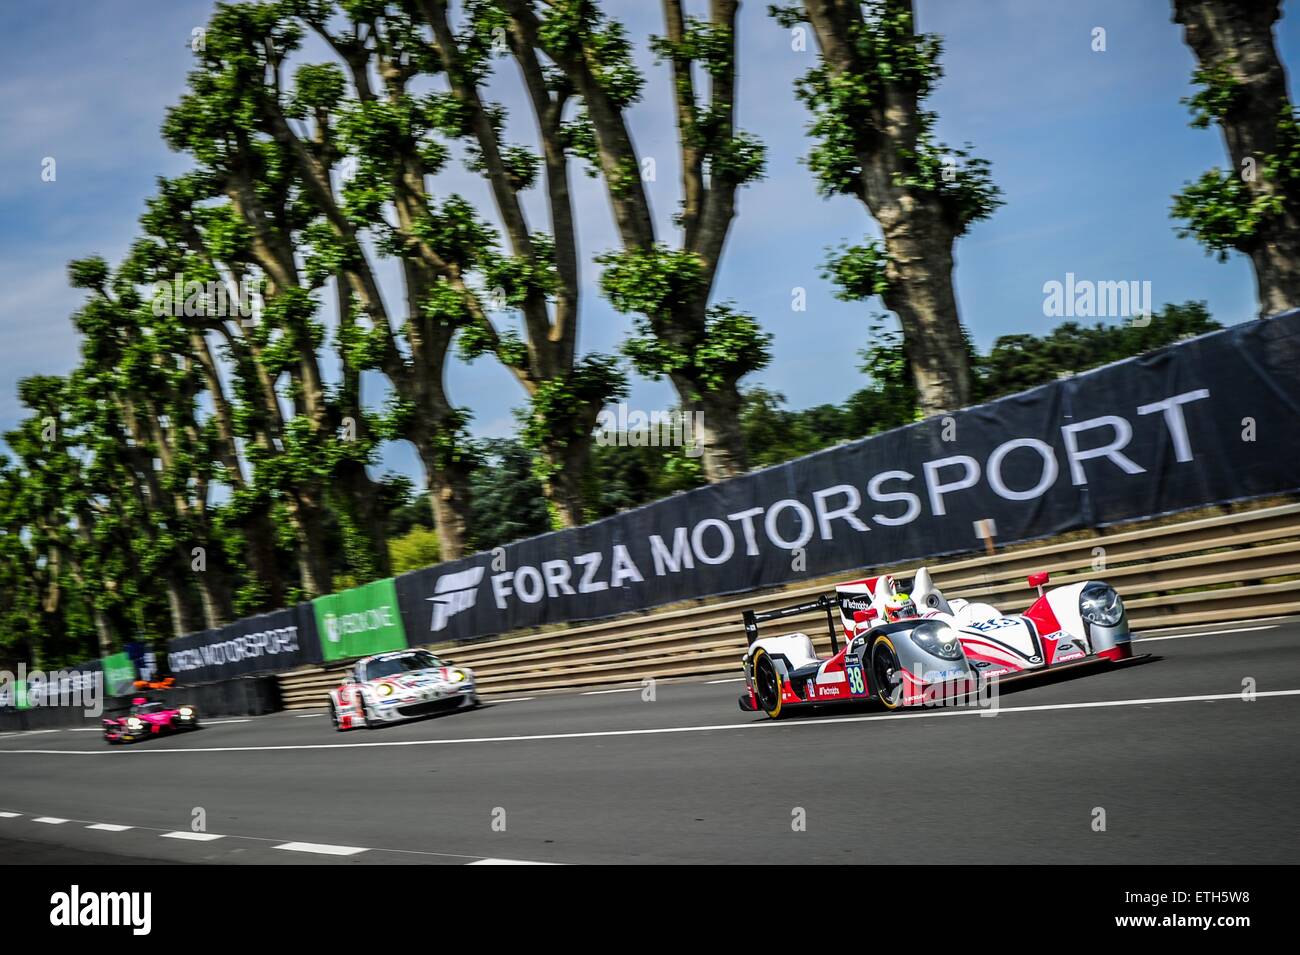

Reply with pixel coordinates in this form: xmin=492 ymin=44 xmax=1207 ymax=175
xmin=312 ymin=577 xmax=408 ymax=662
xmin=101 ymin=652 xmax=137 ymax=697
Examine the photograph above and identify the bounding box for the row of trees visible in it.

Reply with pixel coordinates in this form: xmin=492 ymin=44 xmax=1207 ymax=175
xmin=1 ymin=0 xmax=1293 ymax=668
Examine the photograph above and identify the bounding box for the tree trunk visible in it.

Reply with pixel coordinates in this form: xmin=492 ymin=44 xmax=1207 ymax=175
xmin=286 ymin=493 xmax=332 ymax=598
xmin=672 ymin=373 xmax=747 ymax=482
xmin=416 ymin=440 xmax=472 ymax=560
xmin=541 ymin=433 xmax=593 ymax=528
xmin=1174 ymin=0 xmax=1300 ymax=315
xmin=882 ymin=226 xmax=971 ymax=415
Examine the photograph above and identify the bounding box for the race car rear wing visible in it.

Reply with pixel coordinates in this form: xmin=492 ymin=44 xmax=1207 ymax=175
xmin=742 ymin=593 xmax=841 ymax=655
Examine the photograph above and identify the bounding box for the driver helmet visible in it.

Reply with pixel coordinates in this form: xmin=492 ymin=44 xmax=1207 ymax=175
xmin=884 ymin=592 xmax=918 ymax=622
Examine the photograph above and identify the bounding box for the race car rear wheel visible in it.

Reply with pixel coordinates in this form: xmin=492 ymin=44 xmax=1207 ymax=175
xmin=870 ymin=635 xmax=905 ymax=710
xmin=328 ymin=700 xmax=344 ymax=732
xmin=751 ymin=648 xmax=785 ymax=719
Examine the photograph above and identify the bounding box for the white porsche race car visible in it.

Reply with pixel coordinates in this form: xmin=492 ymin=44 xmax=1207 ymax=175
xmin=328 ymin=648 xmax=478 ymax=731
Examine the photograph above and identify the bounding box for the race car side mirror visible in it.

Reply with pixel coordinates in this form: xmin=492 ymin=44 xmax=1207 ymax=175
xmin=1027 ymin=571 xmax=1050 ymax=597
xmin=853 ymin=609 xmax=878 ymax=625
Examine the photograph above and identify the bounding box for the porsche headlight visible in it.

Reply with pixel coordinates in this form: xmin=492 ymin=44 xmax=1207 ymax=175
xmin=449 ymin=669 xmax=466 ymax=683
xmin=1080 ymin=583 xmax=1124 ymax=627
xmin=376 ymin=683 xmax=394 ymax=697
xmin=910 ymin=621 xmax=965 ymax=661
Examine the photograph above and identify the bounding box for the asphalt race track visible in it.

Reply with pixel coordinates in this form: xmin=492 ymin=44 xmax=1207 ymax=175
xmin=2 ymin=619 xmax=1299 ymax=865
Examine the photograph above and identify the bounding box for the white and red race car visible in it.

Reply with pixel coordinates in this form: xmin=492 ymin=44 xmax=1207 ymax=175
xmin=739 ymin=568 xmax=1142 ymax=718
xmin=328 ymin=648 xmax=478 ymax=731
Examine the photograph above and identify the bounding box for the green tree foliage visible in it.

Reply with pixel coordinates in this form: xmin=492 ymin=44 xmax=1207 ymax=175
xmin=504 ymin=0 xmax=771 ymax=482
xmin=1172 ymin=0 xmax=1300 ymax=316
xmin=771 ymin=0 xmax=1001 ymax=416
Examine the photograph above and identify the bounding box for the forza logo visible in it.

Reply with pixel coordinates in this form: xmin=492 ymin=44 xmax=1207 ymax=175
xmin=427 ymin=567 xmax=486 ymax=632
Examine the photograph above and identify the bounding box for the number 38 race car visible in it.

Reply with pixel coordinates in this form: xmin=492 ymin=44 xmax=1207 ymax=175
xmin=739 ymin=567 xmax=1146 ymax=718
xmin=329 ymin=648 xmax=478 ymax=731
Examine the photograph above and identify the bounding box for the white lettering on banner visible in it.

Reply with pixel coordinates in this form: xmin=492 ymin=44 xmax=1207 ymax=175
xmin=429 ymin=389 xmax=1214 ymax=629
xmin=1062 ymin=415 xmax=1145 ymax=485
xmin=692 ymin=518 xmax=734 ymax=565
xmin=813 ymin=485 xmax=870 ymax=540
xmin=609 ymin=544 xmax=644 ymax=587
xmin=1136 ymin=388 xmax=1210 ymax=462
xmin=868 ymin=470 xmax=922 ymax=526
xmin=987 ymin=438 xmax=1058 ymax=501
xmin=167 ymin=625 xmax=300 ymax=673
xmin=728 ymin=506 xmax=765 ymax=556
xmin=764 ymin=499 xmax=815 ymax=549
xmin=649 ymin=527 xmax=693 ymax=575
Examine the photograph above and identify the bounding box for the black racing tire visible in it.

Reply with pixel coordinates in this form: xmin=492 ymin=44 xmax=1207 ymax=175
xmin=328 ymin=700 xmax=344 ymax=731
xmin=870 ymin=634 xmax=905 ymax=710
xmin=750 ymin=648 xmax=786 ymax=720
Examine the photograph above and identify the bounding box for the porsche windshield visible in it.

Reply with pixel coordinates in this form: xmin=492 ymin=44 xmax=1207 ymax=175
xmin=365 ymin=652 xmax=442 ymax=680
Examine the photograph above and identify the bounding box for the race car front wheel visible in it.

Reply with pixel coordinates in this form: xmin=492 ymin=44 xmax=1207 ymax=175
xmin=751 ymin=648 xmax=785 ymax=719
xmin=870 ymin=635 xmax=905 ymax=710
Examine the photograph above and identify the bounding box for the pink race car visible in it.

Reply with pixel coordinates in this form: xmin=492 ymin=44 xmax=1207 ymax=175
xmin=102 ymin=696 xmax=200 ymax=744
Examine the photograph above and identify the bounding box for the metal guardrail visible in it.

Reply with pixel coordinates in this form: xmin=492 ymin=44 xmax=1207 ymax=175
xmin=278 ymin=501 xmax=1300 ymax=707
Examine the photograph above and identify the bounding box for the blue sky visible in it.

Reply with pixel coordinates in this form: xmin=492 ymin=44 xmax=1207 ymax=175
xmin=1 ymin=0 xmax=1296 ymax=484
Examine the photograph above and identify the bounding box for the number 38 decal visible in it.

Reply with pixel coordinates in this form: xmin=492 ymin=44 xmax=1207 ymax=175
xmin=845 ymin=661 xmax=866 ymax=695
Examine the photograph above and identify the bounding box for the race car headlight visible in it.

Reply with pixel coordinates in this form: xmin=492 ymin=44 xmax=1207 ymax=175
xmin=449 ymin=669 xmax=466 ymax=683
xmin=910 ymin=621 xmax=965 ymax=661
xmin=178 ymin=706 xmax=193 ymax=717
xmin=376 ymin=683 xmax=394 ymax=697
xmin=1080 ymin=583 xmax=1124 ymax=627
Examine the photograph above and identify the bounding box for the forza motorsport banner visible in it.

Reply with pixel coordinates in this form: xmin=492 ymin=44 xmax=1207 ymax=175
xmin=166 ymin=604 xmax=320 ymax=684
xmin=395 ymin=312 xmax=1300 ymax=645
xmin=312 ymin=577 xmax=407 ymax=662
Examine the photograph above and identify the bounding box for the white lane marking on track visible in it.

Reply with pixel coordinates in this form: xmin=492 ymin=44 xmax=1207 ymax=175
xmin=487 ymin=697 xmax=535 ymax=703
xmin=581 ymin=687 xmax=640 ymax=695
xmin=467 ymin=858 xmax=557 ymax=865
xmin=1136 ymin=626 xmax=1276 ymax=643
xmin=706 ymin=678 xmax=745 ymax=685
xmin=33 ymin=817 xmax=69 ymax=824
xmin=1140 ymin=618 xmax=1287 ymax=635
xmin=273 ymin=841 xmax=367 ymax=856
xmin=0 ymin=811 xmax=21 ymax=818
xmin=294 ymin=714 xmax=323 ymax=718
xmin=86 ymin=823 xmax=132 ymax=832
xmin=5 ymin=689 xmax=1298 ymax=755
xmin=202 ymin=719 xmax=252 ymax=725
xmin=161 ymin=831 xmax=224 ymax=841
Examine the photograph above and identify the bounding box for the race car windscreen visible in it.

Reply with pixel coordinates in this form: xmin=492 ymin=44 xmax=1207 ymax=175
xmin=364 ymin=651 xmax=444 ymax=680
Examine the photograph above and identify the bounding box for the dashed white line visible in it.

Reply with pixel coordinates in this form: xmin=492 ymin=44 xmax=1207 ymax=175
xmin=581 ymin=687 xmax=641 ymax=696
xmin=467 ymin=857 xmax=557 ymax=865
xmin=161 ymin=831 xmax=224 ymax=841
xmin=33 ymin=817 xmax=69 ymax=824
xmin=86 ymin=823 xmax=132 ymax=832
xmin=487 ymin=697 xmax=536 ymax=704
xmin=273 ymin=841 xmax=367 ymax=856
xmin=705 ymin=678 xmax=745 ymax=685
xmin=0 ymin=811 xmax=21 ymax=818
xmin=294 ymin=713 xmax=323 ymax=719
